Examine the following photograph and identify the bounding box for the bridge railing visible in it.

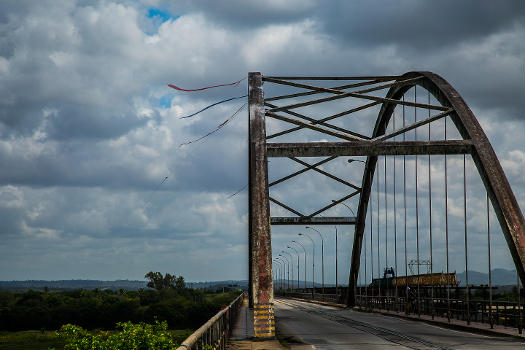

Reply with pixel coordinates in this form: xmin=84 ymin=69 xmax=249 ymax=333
xmin=176 ymin=292 xmax=245 ymax=350
xmin=277 ymin=287 xmax=523 ymax=334
xmin=355 ymin=293 xmax=524 ymax=333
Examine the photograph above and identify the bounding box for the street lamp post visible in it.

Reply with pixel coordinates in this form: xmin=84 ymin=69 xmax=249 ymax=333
xmin=287 ymin=245 xmax=300 ymax=294
xmin=332 ymin=200 xmax=357 ymax=298
xmin=292 ymin=240 xmax=307 ymax=291
xmin=335 ymin=226 xmax=338 ymax=297
xmin=278 ymin=255 xmax=290 ymax=291
xmin=281 ymin=250 xmax=295 ymax=290
xmin=272 ymin=260 xmax=280 ymax=293
xmin=306 ymin=226 xmax=325 ymax=297
xmin=274 ymin=258 xmax=280 ymax=292
xmin=277 ymin=258 xmax=286 ymax=292
xmin=299 ymin=232 xmax=315 ymax=298
xmin=274 ymin=259 xmax=283 ymax=292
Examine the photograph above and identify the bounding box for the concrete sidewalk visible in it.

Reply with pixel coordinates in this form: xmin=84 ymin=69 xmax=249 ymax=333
xmin=227 ymin=299 xmax=286 ymax=350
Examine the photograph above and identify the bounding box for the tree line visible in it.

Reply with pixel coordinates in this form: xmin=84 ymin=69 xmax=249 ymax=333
xmin=0 ymin=272 xmax=240 ymax=331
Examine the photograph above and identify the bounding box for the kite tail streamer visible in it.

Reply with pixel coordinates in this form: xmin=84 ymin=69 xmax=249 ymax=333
xmin=181 ymin=95 xmax=247 ymax=119
xmin=168 ymin=77 xmax=246 ymax=92
xmin=227 ymin=183 xmax=248 ymax=199
xmin=179 ymin=103 xmax=247 ymax=147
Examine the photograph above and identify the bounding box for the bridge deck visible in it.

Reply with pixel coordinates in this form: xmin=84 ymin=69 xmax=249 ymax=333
xmin=275 ymin=298 xmax=524 ymax=349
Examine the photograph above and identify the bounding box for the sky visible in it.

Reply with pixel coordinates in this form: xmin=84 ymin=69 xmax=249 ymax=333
xmin=0 ymin=0 xmax=523 ymax=283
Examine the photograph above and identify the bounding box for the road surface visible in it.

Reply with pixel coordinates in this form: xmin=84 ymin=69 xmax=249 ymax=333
xmin=275 ymin=298 xmax=523 ymax=350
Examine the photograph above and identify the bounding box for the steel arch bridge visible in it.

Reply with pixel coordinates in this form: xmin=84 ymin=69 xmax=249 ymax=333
xmin=247 ymin=71 xmax=525 ymax=338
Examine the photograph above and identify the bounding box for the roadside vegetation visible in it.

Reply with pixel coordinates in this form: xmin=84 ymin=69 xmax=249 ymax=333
xmin=0 ymin=273 xmax=241 ymax=349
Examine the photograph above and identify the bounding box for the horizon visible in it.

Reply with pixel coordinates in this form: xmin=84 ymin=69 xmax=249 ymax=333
xmin=0 ymin=267 xmax=517 ymax=283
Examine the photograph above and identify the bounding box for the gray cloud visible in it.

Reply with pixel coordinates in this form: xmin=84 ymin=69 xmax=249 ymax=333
xmin=316 ymin=1 xmax=524 ymax=49
xmin=0 ymin=0 xmax=522 ymax=281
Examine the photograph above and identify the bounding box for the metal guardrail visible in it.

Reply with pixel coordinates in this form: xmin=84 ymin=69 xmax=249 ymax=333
xmin=278 ymin=288 xmax=523 ymax=334
xmin=356 ymin=295 xmax=523 ymax=332
xmin=176 ymin=292 xmax=245 ymax=350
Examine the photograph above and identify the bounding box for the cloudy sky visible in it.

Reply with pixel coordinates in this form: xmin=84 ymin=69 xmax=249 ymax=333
xmin=0 ymin=0 xmax=523 ymax=283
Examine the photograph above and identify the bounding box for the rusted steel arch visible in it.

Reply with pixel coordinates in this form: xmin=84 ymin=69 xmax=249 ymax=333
xmin=348 ymin=71 xmax=525 ymax=306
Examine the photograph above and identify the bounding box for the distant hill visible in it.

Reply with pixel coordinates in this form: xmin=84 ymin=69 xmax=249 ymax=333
xmin=0 ymin=279 xmax=248 ymax=292
xmin=188 ymin=280 xmax=248 ymax=291
xmin=0 ymin=269 xmax=516 ymax=292
xmin=0 ymin=279 xmax=148 ymax=291
xmin=456 ymin=268 xmax=517 ymax=286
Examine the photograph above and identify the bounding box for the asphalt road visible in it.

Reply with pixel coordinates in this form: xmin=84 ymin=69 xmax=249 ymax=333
xmin=275 ymin=298 xmax=524 ymax=350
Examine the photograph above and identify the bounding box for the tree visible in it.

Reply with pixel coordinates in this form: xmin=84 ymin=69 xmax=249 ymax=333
xmin=144 ymin=272 xmax=183 ymax=291
xmin=175 ymin=276 xmax=185 ymax=290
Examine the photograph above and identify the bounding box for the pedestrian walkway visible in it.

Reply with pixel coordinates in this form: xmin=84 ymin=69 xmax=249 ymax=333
xmin=227 ymin=298 xmax=286 ymax=350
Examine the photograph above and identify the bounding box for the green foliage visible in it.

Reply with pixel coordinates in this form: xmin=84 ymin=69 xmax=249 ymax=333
xmin=56 ymin=321 xmax=189 ymax=350
xmin=144 ymin=272 xmax=185 ymax=291
xmin=204 ymin=291 xmax=240 ymax=308
xmin=0 ymin=287 xmax=240 ymax=331
xmin=0 ymin=330 xmax=64 ymax=350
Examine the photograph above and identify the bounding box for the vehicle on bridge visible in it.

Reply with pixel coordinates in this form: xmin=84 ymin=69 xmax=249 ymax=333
xmin=369 ymin=267 xmax=459 ymax=290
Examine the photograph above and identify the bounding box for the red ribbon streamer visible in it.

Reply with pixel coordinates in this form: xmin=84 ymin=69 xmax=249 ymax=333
xmin=168 ymin=77 xmax=246 ymax=92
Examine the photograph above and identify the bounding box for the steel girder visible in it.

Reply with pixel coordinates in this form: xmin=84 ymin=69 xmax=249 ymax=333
xmin=347 ymin=71 xmax=525 ymax=306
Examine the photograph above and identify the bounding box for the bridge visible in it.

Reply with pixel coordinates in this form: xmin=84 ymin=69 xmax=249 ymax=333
xmin=246 ymin=71 xmax=525 ymax=342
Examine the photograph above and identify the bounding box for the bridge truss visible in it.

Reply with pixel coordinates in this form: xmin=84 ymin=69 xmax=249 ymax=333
xmin=248 ymin=71 xmax=525 ymax=338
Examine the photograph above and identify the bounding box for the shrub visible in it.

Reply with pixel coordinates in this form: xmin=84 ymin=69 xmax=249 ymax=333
xmin=56 ymin=320 xmax=181 ymax=350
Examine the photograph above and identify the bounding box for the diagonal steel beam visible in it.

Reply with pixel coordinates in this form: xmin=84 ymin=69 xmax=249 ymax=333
xmin=266 ymin=101 xmax=377 ymax=140
xmin=266 ymin=111 xmax=366 ymax=142
xmin=265 ymin=79 xmax=385 ymax=102
xmin=306 ymin=190 xmax=360 ymax=218
xmin=371 ymin=109 xmax=454 ymax=142
xmin=289 ymin=157 xmax=361 ymax=191
xmin=265 ymin=102 xmax=366 ymax=140
xmin=265 ymin=76 xmax=421 ymax=98
xmin=352 ymin=76 xmax=423 ymax=95
xmin=266 ymin=79 xmax=449 ymax=113
xmin=269 ymin=197 xmax=305 ymax=217
xmin=269 ymin=156 xmax=337 ymax=187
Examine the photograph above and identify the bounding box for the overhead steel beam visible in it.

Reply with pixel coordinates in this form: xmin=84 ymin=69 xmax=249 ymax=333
xmin=271 ymin=216 xmax=356 ymax=225
xmin=267 ymin=140 xmax=473 ymax=158
xmin=263 ymin=76 xmax=399 ymax=81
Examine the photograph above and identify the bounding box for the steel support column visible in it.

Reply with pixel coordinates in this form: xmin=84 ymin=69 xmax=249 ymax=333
xmin=248 ymin=72 xmax=275 ymax=338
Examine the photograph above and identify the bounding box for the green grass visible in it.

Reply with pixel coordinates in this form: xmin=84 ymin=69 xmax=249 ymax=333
xmin=0 ymin=330 xmax=65 ymax=350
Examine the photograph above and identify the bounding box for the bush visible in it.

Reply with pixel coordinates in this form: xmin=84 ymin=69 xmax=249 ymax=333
xmin=56 ymin=321 xmax=183 ymax=350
